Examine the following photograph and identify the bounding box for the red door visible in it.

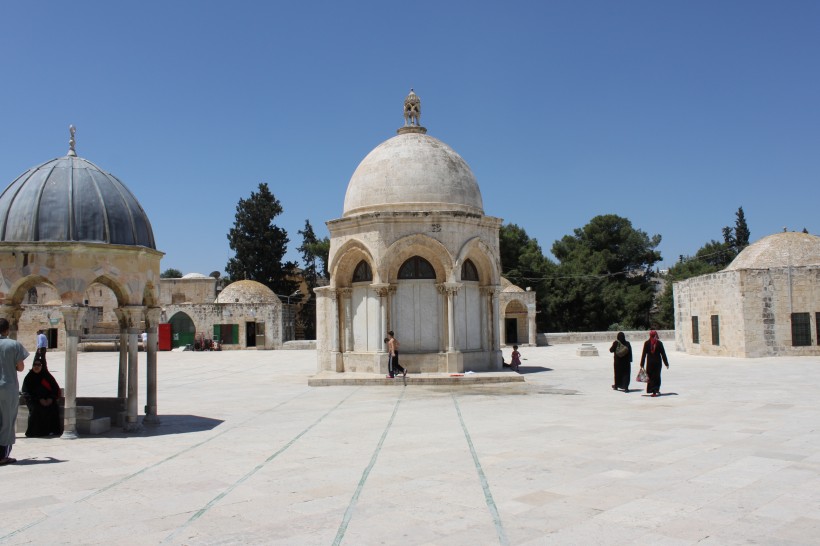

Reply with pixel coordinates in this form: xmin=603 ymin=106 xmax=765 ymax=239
xmin=158 ymin=323 xmax=172 ymax=351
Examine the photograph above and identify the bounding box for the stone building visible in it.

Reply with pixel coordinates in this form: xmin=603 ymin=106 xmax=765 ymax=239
xmin=0 ymin=129 xmax=163 ymax=434
xmin=674 ymin=231 xmax=820 ymax=357
xmin=315 ymin=90 xmax=535 ymax=374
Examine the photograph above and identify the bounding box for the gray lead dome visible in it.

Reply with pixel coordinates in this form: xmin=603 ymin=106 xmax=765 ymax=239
xmin=0 ymin=155 xmax=156 ymax=248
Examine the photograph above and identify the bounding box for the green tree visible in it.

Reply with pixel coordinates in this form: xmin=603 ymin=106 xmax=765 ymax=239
xmin=160 ymin=268 xmax=183 ymax=279
xmin=547 ymin=215 xmax=662 ymax=331
xmin=733 ymin=206 xmax=750 ymax=249
xmin=296 ymin=220 xmax=330 ymax=339
xmin=499 ymin=224 xmax=554 ymax=331
xmin=225 ymin=183 xmax=297 ymax=296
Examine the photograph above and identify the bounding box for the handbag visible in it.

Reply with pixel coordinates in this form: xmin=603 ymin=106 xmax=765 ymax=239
xmin=636 ymin=368 xmax=648 ymax=383
xmin=615 ymin=342 xmax=629 ymax=358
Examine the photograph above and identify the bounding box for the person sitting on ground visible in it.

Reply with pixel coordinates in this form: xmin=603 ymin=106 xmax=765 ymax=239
xmin=22 ymin=355 xmax=63 ymax=437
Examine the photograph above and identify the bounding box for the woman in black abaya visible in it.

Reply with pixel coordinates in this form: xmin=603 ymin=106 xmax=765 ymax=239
xmin=639 ymin=330 xmax=669 ymax=397
xmin=21 ymin=355 xmax=63 ymax=437
xmin=609 ymin=331 xmax=632 ymax=392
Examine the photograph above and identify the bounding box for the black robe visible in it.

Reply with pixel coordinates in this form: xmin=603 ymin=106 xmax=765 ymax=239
xmin=609 ymin=339 xmax=632 ymax=390
xmin=639 ymin=339 xmax=669 ymax=395
xmin=22 ymin=368 xmax=62 ymax=437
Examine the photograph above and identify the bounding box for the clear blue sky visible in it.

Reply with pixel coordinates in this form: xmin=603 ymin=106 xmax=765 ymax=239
xmin=2 ymin=1 xmax=817 ymax=276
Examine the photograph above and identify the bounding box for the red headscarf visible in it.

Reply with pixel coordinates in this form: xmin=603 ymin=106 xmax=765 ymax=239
xmin=649 ymin=330 xmax=658 ymax=353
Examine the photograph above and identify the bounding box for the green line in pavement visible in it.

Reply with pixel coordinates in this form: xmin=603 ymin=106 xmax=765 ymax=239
xmin=333 ymin=386 xmax=406 ymax=546
xmin=163 ymin=388 xmax=360 ymax=544
xmin=452 ymin=392 xmax=509 ymax=546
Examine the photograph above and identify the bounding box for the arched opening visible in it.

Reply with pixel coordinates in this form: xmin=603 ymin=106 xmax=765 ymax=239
xmin=169 ymin=311 xmax=196 ymax=348
xmin=352 ymin=260 xmax=373 ymax=282
xmin=350 ymin=260 xmax=379 ymax=352
xmin=504 ymin=300 xmax=527 ymax=345
xmin=394 ymin=256 xmax=440 ymax=352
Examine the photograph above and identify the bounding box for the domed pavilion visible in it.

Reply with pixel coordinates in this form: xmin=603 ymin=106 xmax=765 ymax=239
xmin=674 ymin=231 xmax=820 ymax=357
xmin=316 ymin=90 xmax=535 ymax=374
xmin=0 ymin=127 xmax=163 ymax=435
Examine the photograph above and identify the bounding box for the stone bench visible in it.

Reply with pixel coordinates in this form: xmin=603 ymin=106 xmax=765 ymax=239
xmin=16 ymin=396 xmax=110 ymax=435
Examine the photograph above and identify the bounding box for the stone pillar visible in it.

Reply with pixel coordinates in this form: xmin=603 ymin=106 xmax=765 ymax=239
xmin=527 ymin=303 xmax=537 ymax=346
xmin=113 ymin=308 xmax=128 ymax=400
xmin=329 ymin=289 xmax=340 ymax=353
xmin=444 ymin=283 xmax=461 ymax=352
xmin=491 ymin=287 xmax=501 ymax=351
xmin=373 ymin=284 xmax=389 ymax=353
xmin=119 ymin=306 xmax=145 ymax=432
xmin=143 ymin=306 xmax=161 ymax=425
xmin=0 ymin=305 xmax=23 ymax=339
xmin=339 ymin=288 xmax=353 ymax=352
xmin=480 ymin=287 xmax=492 ymax=351
xmin=59 ymin=305 xmax=87 ymax=440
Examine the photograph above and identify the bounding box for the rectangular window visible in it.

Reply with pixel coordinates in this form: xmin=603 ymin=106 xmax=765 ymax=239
xmin=791 ymin=313 xmax=811 ymax=346
xmin=711 ymin=315 xmax=720 ymax=346
xmin=691 ymin=316 xmax=699 ymax=344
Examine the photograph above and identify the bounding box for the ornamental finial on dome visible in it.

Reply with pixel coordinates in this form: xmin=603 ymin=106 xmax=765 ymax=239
xmin=398 ymin=88 xmax=427 ymax=135
xmin=67 ymin=125 xmax=77 ymax=157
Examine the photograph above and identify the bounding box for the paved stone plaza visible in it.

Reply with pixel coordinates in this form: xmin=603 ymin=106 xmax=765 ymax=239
xmin=2 ymin=344 xmax=820 ymax=545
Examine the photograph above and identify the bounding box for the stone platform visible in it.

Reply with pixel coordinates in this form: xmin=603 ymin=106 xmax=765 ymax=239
xmin=308 ymin=370 xmax=525 ymax=386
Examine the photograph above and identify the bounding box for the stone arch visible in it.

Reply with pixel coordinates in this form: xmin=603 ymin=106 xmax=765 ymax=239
xmin=89 ymin=275 xmax=130 ymax=308
xmin=330 ymin=239 xmax=378 ymax=287
xmin=168 ymin=311 xmax=196 ymax=348
xmin=5 ymin=274 xmax=59 ymax=306
xmin=384 ymin=234 xmax=451 ymax=282
xmin=454 ymin=236 xmax=500 ymax=285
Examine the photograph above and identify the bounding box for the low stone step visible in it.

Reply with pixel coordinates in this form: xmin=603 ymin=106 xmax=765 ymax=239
xmin=77 ymin=417 xmax=111 ymax=435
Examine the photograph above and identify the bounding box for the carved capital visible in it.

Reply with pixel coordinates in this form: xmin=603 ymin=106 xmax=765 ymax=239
xmin=337 ymin=288 xmax=353 ymax=298
xmin=443 ymin=282 xmax=462 ymax=295
xmin=371 ymin=283 xmax=390 ymax=298
xmin=115 ymin=306 xmax=146 ymax=333
xmin=60 ymin=305 xmax=88 ymax=336
xmin=144 ymin=307 xmax=162 ymax=331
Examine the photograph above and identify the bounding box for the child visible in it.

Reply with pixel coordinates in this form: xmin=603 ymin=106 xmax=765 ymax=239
xmin=510 ymin=345 xmax=522 ymax=372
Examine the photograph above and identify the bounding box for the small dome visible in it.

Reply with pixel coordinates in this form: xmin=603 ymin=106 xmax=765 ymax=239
xmin=500 ymin=277 xmax=525 ymax=292
xmin=724 ymin=232 xmax=820 ymax=271
xmin=182 ymin=272 xmax=209 ymax=279
xmin=216 ymin=280 xmax=279 ymax=304
xmin=0 ymin=152 xmax=155 ymax=248
xmin=342 ymin=91 xmax=483 ymax=217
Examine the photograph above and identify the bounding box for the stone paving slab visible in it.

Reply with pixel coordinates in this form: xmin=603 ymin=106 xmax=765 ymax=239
xmin=308 ymin=370 xmax=526 ymax=386
xmin=1 ymin=343 xmax=819 ymax=545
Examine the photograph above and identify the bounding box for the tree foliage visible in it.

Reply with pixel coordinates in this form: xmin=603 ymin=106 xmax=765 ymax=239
xmin=546 ymin=215 xmax=662 ymax=332
xmin=499 ymin=224 xmax=554 ymax=331
xmin=225 ymin=183 xmax=297 ymax=296
xmin=160 ymin=268 xmax=183 ymax=279
xmin=295 ymin=220 xmax=330 ymax=340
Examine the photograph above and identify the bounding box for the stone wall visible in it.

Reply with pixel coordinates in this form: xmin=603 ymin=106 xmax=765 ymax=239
xmin=160 ymin=277 xmax=217 ymax=305
xmin=537 ymin=330 xmax=675 ymax=346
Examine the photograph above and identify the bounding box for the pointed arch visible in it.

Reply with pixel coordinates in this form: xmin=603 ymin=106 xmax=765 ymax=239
xmin=454 ymin=236 xmax=500 ymax=284
xmin=329 ymin=238 xmax=378 ymax=287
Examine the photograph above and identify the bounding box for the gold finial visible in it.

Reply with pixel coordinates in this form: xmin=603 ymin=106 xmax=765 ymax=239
xmin=67 ymin=125 xmax=77 ymax=156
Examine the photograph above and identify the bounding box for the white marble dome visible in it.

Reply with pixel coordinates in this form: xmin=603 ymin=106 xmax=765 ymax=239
xmin=342 ymin=130 xmax=484 ymax=218
xmin=724 ymin=231 xmax=820 ymax=271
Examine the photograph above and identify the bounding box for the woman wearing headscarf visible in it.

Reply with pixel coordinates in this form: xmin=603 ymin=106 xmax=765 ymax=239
xmin=21 ymin=355 xmax=63 ymax=437
xmin=608 ymin=332 xmax=632 ymax=392
xmin=639 ymin=330 xmax=669 ymax=397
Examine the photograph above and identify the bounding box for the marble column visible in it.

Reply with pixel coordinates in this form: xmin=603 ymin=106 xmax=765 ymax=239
xmin=373 ymin=284 xmax=389 ymax=353
xmin=59 ymin=305 xmax=87 ymax=439
xmin=143 ymin=306 xmax=162 ymax=425
xmin=329 ymin=289 xmax=340 ymax=353
xmin=113 ymin=308 xmax=128 ymax=399
xmin=339 ymin=288 xmax=353 ymax=352
xmin=491 ymin=287 xmax=501 ymax=351
xmin=119 ymin=306 xmax=145 ymax=432
xmin=480 ymin=287 xmax=492 ymax=351
xmin=444 ymin=283 xmax=461 ymax=352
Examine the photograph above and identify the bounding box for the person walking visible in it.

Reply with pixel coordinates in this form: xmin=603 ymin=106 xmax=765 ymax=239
xmin=36 ymin=329 xmax=48 ymax=365
xmin=385 ymin=331 xmax=405 ymax=378
xmin=0 ymin=318 xmax=30 ymax=465
xmin=639 ymin=330 xmax=669 ymax=397
xmin=510 ymin=345 xmax=522 ymax=373
xmin=609 ymin=332 xmax=632 ymax=392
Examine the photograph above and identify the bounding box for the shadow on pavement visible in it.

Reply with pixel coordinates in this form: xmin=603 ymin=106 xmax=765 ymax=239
xmin=517 ymin=366 xmax=552 ymax=374
xmin=14 ymin=457 xmax=67 ymax=466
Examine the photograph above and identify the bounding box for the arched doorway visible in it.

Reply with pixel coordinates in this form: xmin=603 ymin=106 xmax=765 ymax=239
xmin=504 ymin=300 xmax=528 ymax=345
xmin=169 ymin=312 xmax=195 ymax=348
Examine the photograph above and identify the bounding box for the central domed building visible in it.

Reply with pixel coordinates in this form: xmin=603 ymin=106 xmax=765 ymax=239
xmin=315 ymin=91 xmax=533 ymax=374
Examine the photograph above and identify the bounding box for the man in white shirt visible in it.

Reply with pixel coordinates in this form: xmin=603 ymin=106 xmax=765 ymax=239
xmin=36 ymin=329 xmax=48 ymax=365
